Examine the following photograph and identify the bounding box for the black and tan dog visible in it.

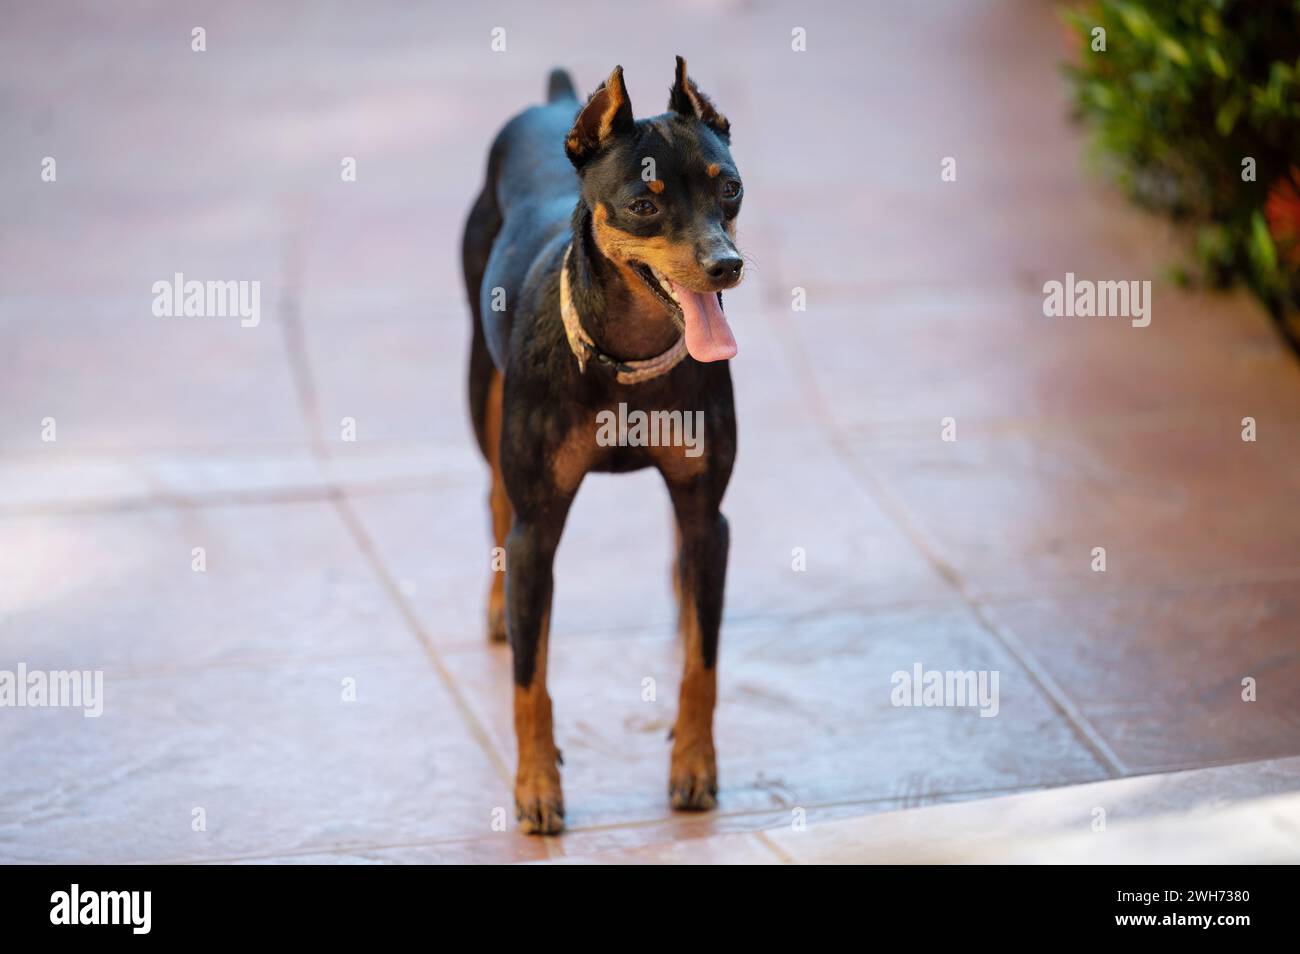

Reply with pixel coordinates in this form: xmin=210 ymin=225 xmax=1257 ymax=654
xmin=462 ymin=58 xmax=743 ymax=834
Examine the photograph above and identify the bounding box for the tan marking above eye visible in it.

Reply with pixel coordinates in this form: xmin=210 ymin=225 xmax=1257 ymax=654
xmin=706 ymin=163 xmax=721 ymax=178
xmin=647 ymin=179 xmax=665 ymax=194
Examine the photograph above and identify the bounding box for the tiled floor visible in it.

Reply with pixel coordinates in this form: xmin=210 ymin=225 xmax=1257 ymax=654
xmin=555 ymin=756 xmax=1300 ymax=864
xmin=2 ymin=1 xmax=1298 ymax=863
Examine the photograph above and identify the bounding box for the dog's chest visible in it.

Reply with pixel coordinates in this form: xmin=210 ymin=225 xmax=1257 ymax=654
xmin=591 ymin=401 xmax=709 ymax=467
xmin=552 ymin=400 xmax=711 ymax=488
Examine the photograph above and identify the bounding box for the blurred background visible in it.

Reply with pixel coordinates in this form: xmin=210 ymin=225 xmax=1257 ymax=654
xmin=1 ymin=0 xmax=1299 ymax=863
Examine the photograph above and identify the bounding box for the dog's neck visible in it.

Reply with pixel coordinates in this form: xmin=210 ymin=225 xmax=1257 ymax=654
xmin=567 ymin=204 xmax=682 ymax=361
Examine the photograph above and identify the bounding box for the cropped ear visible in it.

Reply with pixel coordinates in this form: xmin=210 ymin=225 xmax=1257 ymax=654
xmin=667 ymin=55 xmax=730 ymax=140
xmin=565 ymin=65 xmax=635 ymax=167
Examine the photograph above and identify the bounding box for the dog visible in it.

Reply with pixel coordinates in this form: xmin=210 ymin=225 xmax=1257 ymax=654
xmin=462 ymin=57 xmax=744 ymax=835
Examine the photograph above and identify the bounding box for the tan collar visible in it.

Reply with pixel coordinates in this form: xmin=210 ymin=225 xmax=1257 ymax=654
xmin=559 ymin=245 xmax=688 ymax=385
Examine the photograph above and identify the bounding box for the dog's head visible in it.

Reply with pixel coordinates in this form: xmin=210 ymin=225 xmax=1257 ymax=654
xmin=566 ymin=57 xmax=742 ymax=361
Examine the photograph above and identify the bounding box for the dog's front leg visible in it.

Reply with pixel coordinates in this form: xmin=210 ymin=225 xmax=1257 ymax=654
xmin=505 ymin=515 xmax=567 ymax=834
xmin=666 ymin=477 xmax=729 ymax=811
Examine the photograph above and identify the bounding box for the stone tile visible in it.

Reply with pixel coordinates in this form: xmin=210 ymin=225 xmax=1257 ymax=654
xmin=0 ymin=296 xmax=306 ymax=451
xmin=545 ymin=810 xmax=796 ymax=862
xmin=0 ymin=447 xmax=334 ymax=515
xmin=983 ymin=792 xmax=1300 ymax=864
xmin=319 ymin=441 xmax=478 ymax=489
xmin=547 ymin=756 xmax=1300 ymax=863
xmin=440 ymin=607 xmax=1107 ymax=832
xmin=0 ymin=499 xmax=412 ymax=672
xmin=789 ymin=286 xmax=1300 ymax=442
xmin=137 ymin=448 xmax=328 ymax=500
xmin=340 ymin=486 xmax=500 ymax=649
xmin=761 ymin=756 xmax=1300 ymax=864
xmin=218 ymin=835 xmax=550 ymax=865
xmin=548 ymin=831 xmax=783 ymax=865
xmin=0 ymin=455 xmax=155 ymax=514
xmin=0 ymin=446 xmax=472 ymax=518
xmin=543 ymin=797 xmax=962 ymax=861
xmin=300 ymin=296 xmax=474 ymax=449
xmin=0 ymin=656 xmax=509 ymax=863
xmin=852 ymin=422 xmax=1300 ymax=600
xmin=988 ymin=582 xmax=1300 ymax=773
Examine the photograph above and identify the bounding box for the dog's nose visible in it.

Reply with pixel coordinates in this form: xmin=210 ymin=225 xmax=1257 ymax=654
xmin=705 ymin=256 xmax=743 ymax=283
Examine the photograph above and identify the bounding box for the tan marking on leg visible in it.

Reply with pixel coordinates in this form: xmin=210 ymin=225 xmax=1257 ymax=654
xmin=550 ymin=424 xmax=596 ymax=496
xmin=514 ymin=609 xmax=564 ymax=834
xmin=671 ymin=523 xmax=683 ymax=610
xmin=485 ymin=371 xmax=511 ymax=642
xmin=670 ymin=587 xmax=718 ymax=810
xmin=650 ymin=439 xmax=708 ymax=483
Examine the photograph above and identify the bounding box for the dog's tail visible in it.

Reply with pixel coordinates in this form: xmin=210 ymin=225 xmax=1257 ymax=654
xmin=546 ymin=68 xmax=578 ymax=103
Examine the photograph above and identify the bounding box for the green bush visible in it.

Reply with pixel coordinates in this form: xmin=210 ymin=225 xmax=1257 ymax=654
xmin=1065 ymin=1 xmax=1300 ymax=346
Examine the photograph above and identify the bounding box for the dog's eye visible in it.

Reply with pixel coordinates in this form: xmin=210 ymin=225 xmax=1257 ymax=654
xmin=626 ymin=198 xmax=659 ymax=216
xmin=721 ymin=180 xmax=742 ymax=200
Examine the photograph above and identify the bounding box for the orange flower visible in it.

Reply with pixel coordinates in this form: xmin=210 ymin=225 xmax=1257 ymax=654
xmin=1265 ymin=167 xmax=1300 ymax=269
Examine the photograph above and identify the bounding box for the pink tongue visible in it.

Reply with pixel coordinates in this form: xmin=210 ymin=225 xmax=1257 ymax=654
xmin=669 ymin=281 xmax=737 ymax=362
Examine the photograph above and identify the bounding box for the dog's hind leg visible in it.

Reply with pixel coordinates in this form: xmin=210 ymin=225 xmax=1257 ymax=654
xmin=483 ymin=370 xmax=511 ymax=642
xmin=664 ymin=475 xmax=729 ymax=811
xmin=463 ymin=183 xmax=509 ymax=640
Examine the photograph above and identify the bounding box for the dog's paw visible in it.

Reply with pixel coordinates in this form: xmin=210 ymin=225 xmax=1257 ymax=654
xmin=669 ymin=745 xmax=718 ymax=811
xmin=515 ymin=769 xmax=565 ymax=835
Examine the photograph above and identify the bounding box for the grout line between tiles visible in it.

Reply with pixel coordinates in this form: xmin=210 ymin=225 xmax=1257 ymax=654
xmin=827 ymin=460 xmax=1129 ymax=777
xmin=329 ymin=490 xmax=513 ymax=786
xmin=0 ymin=473 xmax=476 ymax=519
xmin=755 ymin=265 xmax=1127 ymax=779
xmin=276 ymin=227 xmax=329 ymax=460
xmin=110 ymin=781 xmax=1047 ymax=865
xmin=272 ymin=228 xmax=514 ymax=790
xmin=752 ymin=830 xmax=796 ymax=864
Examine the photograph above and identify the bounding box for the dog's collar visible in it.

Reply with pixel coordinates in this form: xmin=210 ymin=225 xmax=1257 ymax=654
xmin=559 ymin=244 xmax=688 ymax=385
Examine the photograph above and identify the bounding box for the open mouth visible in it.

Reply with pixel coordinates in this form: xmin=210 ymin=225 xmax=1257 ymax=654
xmin=630 ymin=261 xmax=686 ymax=330
xmin=628 ymin=260 xmax=739 ymax=363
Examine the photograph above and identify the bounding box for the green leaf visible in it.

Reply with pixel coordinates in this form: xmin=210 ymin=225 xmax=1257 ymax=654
xmin=1251 ymin=211 xmax=1279 ymax=275
xmin=1159 ymin=36 xmax=1190 ymax=67
xmin=1116 ymin=4 xmax=1153 ymax=41
xmin=1206 ymin=47 xmax=1228 ymax=79
xmin=1215 ymin=98 xmax=1241 ymax=135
